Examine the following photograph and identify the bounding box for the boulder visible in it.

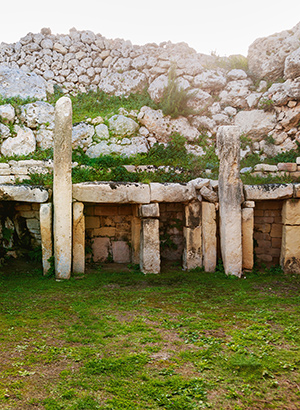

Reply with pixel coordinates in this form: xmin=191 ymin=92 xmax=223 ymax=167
xmin=248 ymin=22 xmax=300 ymax=81
xmin=0 ymin=65 xmax=47 ymax=99
xmin=284 ymin=47 xmax=300 ymax=79
xmin=20 ymin=101 xmax=55 ymax=129
xmin=234 ymin=109 xmax=276 ymax=141
xmin=138 ymin=106 xmax=199 ymax=142
xmin=108 ymin=114 xmax=139 ymax=137
xmin=72 ymin=123 xmax=94 ymax=149
xmin=1 ymin=126 xmax=36 ymax=156
xmin=94 ymin=124 xmax=109 ymax=141
xmin=193 ymin=70 xmax=226 ymax=91
xmin=148 ymin=75 xmax=168 ymax=102
xmin=0 ymin=104 xmax=15 ymax=123
xmin=98 ymin=70 xmax=147 ymax=96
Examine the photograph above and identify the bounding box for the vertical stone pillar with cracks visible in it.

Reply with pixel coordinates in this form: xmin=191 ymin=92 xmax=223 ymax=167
xmin=40 ymin=203 xmax=52 ymax=275
xmin=73 ymin=202 xmax=85 ymax=274
xmin=217 ymin=126 xmax=243 ymax=277
xmin=139 ymin=203 xmax=160 ymax=274
xmin=53 ymin=97 xmax=72 ymax=280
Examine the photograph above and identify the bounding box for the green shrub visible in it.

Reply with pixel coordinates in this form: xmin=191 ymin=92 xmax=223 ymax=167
xmin=159 ymin=64 xmax=197 ymax=118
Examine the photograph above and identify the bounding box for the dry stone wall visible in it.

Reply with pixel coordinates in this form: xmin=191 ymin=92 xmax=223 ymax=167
xmin=1 ymin=24 xmax=300 ymax=160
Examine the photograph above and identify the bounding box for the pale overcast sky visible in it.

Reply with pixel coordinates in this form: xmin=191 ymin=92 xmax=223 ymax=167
xmin=1 ymin=0 xmax=300 ymax=56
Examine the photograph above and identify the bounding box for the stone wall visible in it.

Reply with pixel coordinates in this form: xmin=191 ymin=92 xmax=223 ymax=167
xmin=159 ymin=203 xmax=184 ymax=261
xmin=254 ymin=200 xmax=283 ymax=266
xmin=85 ymin=203 xmax=133 ymax=263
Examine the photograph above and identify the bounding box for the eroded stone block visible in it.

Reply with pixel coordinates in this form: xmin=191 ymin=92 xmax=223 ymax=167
xmin=182 ymin=226 xmax=202 ymax=270
xmin=73 ymin=202 xmax=85 ymax=274
xmin=40 ymin=203 xmax=52 ymax=275
xmin=140 ymin=218 xmax=160 ymax=273
xmin=202 ymin=202 xmax=217 ymax=272
xmin=242 ymin=207 xmax=254 ymax=271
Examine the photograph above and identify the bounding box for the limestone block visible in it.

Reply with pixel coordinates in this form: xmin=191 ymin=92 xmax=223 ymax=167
xmin=40 ymin=203 xmax=52 ymax=275
xmin=242 ymin=208 xmax=254 ymax=271
xmin=112 ymin=241 xmax=130 ymax=263
xmin=282 ymin=199 xmax=300 ymax=225
xmin=131 ymin=211 xmax=141 ymax=264
xmin=277 ymin=163 xmax=297 ymax=172
xmin=217 ymin=126 xmax=243 ymax=277
xmin=139 ymin=203 xmax=159 ymax=218
xmin=202 ymin=202 xmax=217 ymax=272
xmin=140 ymin=219 xmax=160 ymax=274
xmin=92 ymin=237 xmax=110 ymax=262
xmin=184 ymin=201 xmax=201 ymax=227
xmin=243 ymin=201 xmax=255 ymax=208
xmin=72 ymin=182 xmax=150 ymax=204
xmin=0 ymin=185 xmax=48 ymax=202
xmin=182 ymin=226 xmax=202 ymax=271
xmin=53 ymin=97 xmax=72 ymax=280
xmin=281 ymin=225 xmax=300 ymax=273
xmin=244 ymin=184 xmax=293 ymax=201
xmin=150 ymin=183 xmax=196 ymax=203
xmin=1 ymin=126 xmax=36 ymax=157
xmin=199 ymin=186 xmax=218 ymax=203
xmin=73 ymin=202 xmax=85 ymax=274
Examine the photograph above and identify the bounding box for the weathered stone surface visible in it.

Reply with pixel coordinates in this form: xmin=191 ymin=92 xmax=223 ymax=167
xmin=92 ymin=237 xmax=110 ymax=262
xmin=199 ymin=186 xmax=218 ymax=203
xmin=140 ymin=218 xmax=160 ymax=274
xmin=0 ymin=185 xmax=48 ymax=202
xmin=1 ymin=126 xmax=36 ymax=157
xmin=184 ymin=201 xmax=201 ymax=227
xmin=85 ymin=136 xmax=148 ymax=157
xmin=0 ymin=123 xmax=10 ymax=139
xmin=254 ymin=164 xmax=278 ymax=172
xmin=248 ymin=22 xmax=300 ymax=81
xmin=188 ymin=178 xmax=210 ymax=190
xmin=131 ymin=209 xmax=141 ymax=264
xmin=94 ymin=123 xmax=109 ymax=140
xmin=244 ymin=184 xmax=293 ymax=200
xmin=0 ymin=104 xmax=15 ymax=123
xmin=53 ymin=96 xmax=73 ymax=280
xmin=182 ymin=226 xmax=202 ymax=270
xmin=234 ymin=110 xmax=276 ymax=141
xmin=219 ymin=79 xmax=252 ymax=108
xmin=242 ymin=207 xmax=254 ymax=270
xmin=72 ymin=123 xmax=94 ymax=148
xmin=73 ymin=202 xmax=85 ymax=274
xmin=40 ymin=203 xmax=52 ymax=275
xmin=217 ymin=126 xmax=243 ymax=277
xmin=72 ymin=182 xmax=150 ymax=204
xmin=0 ymin=65 xmax=47 ymax=99
xmin=193 ymin=70 xmax=226 ymax=91
xmin=150 ymin=182 xmax=196 ymax=202
xmin=98 ymin=70 xmax=147 ymax=96
xmin=148 ymin=74 xmax=168 ymax=102
xmin=281 ymin=225 xmax=300 ymax=273
xmin=282 ymin=199 xmax=300 ymax=225
xmin=138 ymin=107 xmax=199 ymax=142
xmin=202 ymin=201 xmax=217 ymax=272
xmin=284 ymin=47 xmax=300 ymax=79
xmin=112 ymin=241 xmax=130 ymax=263
xmin=139 ymin=203 xmax=160 ymax=218
xmin=19 ymin=101 xmax=54 ymax=129
xmin=108 ymin=114 xmax=139 ymax=137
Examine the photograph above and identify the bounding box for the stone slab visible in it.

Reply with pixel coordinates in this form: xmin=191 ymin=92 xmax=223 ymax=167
xmin=242 ymin=207 xmax=254 ymax=270
xmin=0 ymin=184 xmax=48 ymax=202
xmin=281 ymin=225 xmax=300 ymax=273
xmin=182 ymin=226 xmax=202 ymax=271
xmin=202 ymin=202 xmax=217 ymax=272
xmin=150 ymin=182 xmax=196 ymax=202
xmin=73 ymin=202 xmax=85 ymax=274
xmin=139 ymin=203 xmax=160 ymax=218
xmin=40 ymin=203 xmax=52 ymax=275
xmin=244 ymin=184 xmax=293 ymax=200
xmin=72 ymin=182 xmax=150 ymax=204
xmin=140 ymin=218 xmax=160 ymax=273
xmin=282 ymin=199 xmax=300 ymax=225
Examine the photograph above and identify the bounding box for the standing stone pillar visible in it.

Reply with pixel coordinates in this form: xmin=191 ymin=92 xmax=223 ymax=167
xmin=40 ymin=203 xmax=52 ymax=275
xmin=183 ymin=201 xmax=202 ymax=270
xmin=242 ymin=202 xmax=255 ymax=271
xmin=73 ymin=202 xmax=85 ymax=274
xmin=131 ymin=205 xmax=141 ymax=264
xmin=139 ymin=203 xmax=160 ymax=273
xmin=53 ymin=97 xmax=72 ymax=280
xmin=281 ymin=199 xmax=300 ymax=273
xmin=202 ymin=201 xmax=217 ymax=272
xmin=217 ymin=126 xmax=243 ymax=277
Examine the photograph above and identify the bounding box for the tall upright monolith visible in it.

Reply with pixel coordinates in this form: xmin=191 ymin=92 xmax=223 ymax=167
xmin=53 ymin=97 xmax=72 ymax=279
xmin=217 ymin=126 xmax=243 ymax=277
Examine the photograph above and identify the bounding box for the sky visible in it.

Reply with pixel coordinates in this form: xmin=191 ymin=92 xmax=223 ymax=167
xmin=1 ymin=0 xmax=300 ymax=57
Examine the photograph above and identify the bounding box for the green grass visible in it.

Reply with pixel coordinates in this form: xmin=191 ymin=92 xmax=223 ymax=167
xmin=0 ymin=261 xmax=300 ymax=409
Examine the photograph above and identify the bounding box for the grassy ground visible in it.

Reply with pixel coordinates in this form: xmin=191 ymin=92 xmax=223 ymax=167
xmin=0 ymin=260 xmax=300 ymax=410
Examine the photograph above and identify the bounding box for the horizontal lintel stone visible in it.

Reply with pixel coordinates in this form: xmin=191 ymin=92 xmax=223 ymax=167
xmin=72 ymin=182 xmax=150 ymax=204
xmin=0 ymin=184 xmax=49 ymax=202
xmin=244 ymin=184 xmax=293 ymax=200
xmin=150 ymin=182 xmax=196 ymax=202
